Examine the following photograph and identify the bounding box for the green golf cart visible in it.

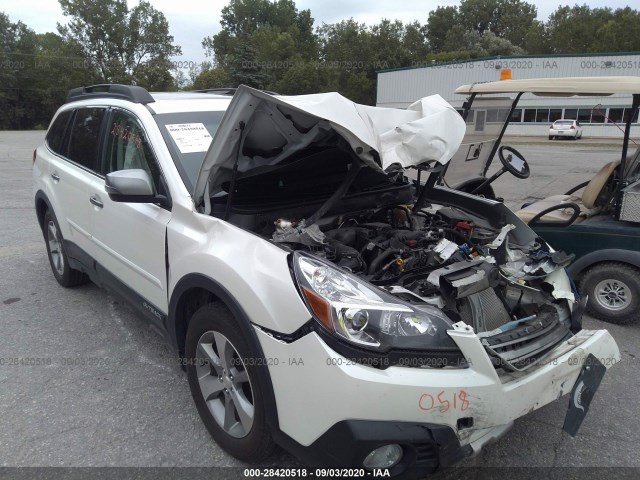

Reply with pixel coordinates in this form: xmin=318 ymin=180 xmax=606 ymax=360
xmin=449 ymin=76 xmax=640 ymax=325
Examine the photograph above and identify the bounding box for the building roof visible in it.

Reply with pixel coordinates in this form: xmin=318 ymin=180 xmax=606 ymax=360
xmin=377 ymin=52 xmax=640 ymax=74
xmin=455 ymin=76 xmax=640 ymax=96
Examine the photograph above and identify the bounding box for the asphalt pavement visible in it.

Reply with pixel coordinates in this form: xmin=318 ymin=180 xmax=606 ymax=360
xmin=0 ymin=131 xmax=638 ymax=478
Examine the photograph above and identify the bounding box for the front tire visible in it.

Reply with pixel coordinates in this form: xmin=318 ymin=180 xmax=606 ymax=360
xmin=580 ymin=263 xmax=640 ymax=325
xmin=43 ymin=209 xmax=88 ymax=287
xmin=185 ymin=303 xmax=276 ymax=462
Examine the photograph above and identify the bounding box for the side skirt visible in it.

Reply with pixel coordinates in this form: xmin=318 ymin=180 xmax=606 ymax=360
xmin=64 ymin=239 xmax=169 ymax=338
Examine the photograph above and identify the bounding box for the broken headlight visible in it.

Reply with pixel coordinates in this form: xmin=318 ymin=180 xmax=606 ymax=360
xmin=293 ymin=252 xmax=459 ymax=353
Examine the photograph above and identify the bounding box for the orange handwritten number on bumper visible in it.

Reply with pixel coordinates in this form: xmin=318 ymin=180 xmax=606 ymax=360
xmin=419 ymin=393 xmax=434 ymax=411
xmin=437 ymin=391 xmax=450 ymax=413
xmin=459 ymin=390 xmax=469 ymax=411
xmin=419 ymin=390 xmax=470 ymax=413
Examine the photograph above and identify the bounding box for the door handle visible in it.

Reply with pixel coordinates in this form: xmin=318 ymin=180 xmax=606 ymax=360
xmin=89 ymin=194 xmax=104 ymax=209
xmin=51 ymin=171 xmax=60 ymax=181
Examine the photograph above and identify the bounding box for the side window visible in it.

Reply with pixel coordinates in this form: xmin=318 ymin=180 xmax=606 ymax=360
xmin=475 ymin=110 xmax=486 ymax=132
xmin=67 ymin=108 xmax=107 ymax=171
xmin=104 ymin=110 xmax=162 ymax=193
xmin=46 ymin=110 xmax=73 ymax=156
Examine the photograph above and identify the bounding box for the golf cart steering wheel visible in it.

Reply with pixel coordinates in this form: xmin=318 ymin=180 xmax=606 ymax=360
xmin=498 ymin=146 xmax=530 ymax=179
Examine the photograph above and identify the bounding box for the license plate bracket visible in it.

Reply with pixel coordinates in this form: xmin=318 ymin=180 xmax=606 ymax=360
xmin=562 ymin=353 xmax=606 ymax=436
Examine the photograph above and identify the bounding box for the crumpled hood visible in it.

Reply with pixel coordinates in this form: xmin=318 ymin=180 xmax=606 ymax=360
xmin=193 ymin=85 xmax=465 ymax=205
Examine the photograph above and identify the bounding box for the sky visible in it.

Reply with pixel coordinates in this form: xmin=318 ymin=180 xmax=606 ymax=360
xmin=3 ymin=0 xmax=636 ymax=66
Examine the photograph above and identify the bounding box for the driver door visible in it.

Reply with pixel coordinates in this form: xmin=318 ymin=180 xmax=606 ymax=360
xmin=86 ymin=108 xmax=171 ymax=321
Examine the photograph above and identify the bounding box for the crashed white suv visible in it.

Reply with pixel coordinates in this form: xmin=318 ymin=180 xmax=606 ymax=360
xmin=34 ymin=84 xmax=619 ymax=477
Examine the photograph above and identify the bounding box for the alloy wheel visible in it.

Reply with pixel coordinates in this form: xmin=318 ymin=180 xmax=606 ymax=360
xmin=195 ymin=331 xmax=254 ymax=438
xmin=47 ymin=220 xmax=64 ymax=275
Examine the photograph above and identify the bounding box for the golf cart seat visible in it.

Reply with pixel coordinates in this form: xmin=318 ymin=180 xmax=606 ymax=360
xmin=516 ymin=160 xmax=620 ymax=226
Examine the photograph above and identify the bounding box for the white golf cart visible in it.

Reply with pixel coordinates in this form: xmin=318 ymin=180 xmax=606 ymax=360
xmin=447 ymin=76 xmax=640 ymax=324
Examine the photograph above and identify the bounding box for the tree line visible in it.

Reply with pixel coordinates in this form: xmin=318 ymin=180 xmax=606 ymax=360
xmin=2 ymin=0 xmax=640 ymax=129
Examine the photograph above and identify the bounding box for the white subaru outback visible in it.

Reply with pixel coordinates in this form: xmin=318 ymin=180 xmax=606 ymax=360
xmin=33 ymin=84 xmax=620 ymax=477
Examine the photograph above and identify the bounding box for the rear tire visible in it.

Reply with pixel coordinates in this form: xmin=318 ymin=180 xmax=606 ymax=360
xmin=580 ymin=262 xmax=640 ymax=325
xmin=548 ymin=135 xmax=553 ymax=140
xmin=185 ymin=303 xmax=276 ymax=462
xmin=43 ymin=209 xmax=88 ymax=287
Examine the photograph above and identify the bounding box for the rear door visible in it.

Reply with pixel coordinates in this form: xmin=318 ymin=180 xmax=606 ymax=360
xmin=45 ymin=107 xmax=107 ymax=261
xmin=86 ymin=108 xmax=171 ymax=320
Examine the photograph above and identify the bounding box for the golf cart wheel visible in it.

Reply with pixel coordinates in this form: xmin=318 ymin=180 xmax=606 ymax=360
xmin=185 ymin=303 xmax=276 ymax=461
xmin=43 ymin=209 xmax=88 ymax=287
xmin=580 ymin=262 xmax=640 ymax=325
xmin=548 ymin=135 xmax=553 ymax=140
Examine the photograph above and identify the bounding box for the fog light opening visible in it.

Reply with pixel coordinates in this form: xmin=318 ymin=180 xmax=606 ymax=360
xmin=457 ymin=417 xmax=474 ymax=430
xmin=363 ymin=444 xmax=403 ymax=470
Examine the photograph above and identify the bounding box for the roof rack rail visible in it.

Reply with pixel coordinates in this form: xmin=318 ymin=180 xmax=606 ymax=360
xmin=191 ymin=87 xmax=279 ymax=96
xmin=66 ymin=84 xmax=155 ymax=104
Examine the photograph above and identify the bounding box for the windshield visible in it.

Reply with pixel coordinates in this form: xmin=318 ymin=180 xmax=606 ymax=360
xmin=155 ymin=111 xmax=225 ymax=191
xmin=444 ymin=97 xmax=513 ymax=186
xmin=553 ymin=120 xmax=574 ymax=125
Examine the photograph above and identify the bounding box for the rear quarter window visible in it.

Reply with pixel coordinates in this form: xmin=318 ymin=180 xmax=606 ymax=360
xmin=46 ymin=110 xmax=73 ymax=156
xmin=67 ymin=107 xmax=107 ymax=172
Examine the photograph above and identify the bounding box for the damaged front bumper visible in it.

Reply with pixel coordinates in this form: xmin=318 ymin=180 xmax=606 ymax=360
xmin=448 ymin=323 xmax=620 ymax=444
xmin=257 ymin=322 xmax=619 ymax=475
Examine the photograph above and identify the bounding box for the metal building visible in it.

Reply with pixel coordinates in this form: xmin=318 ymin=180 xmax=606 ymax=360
xmin=377 ymin=52 xmax=640 ymax=138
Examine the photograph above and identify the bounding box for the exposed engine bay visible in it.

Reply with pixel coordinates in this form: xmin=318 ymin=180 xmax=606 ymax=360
xmin=206 ymin=143 xmax=580 ymax=370
xmin=199 ymin=85 xmax=581 ymax=370
xmin=268 ymin=200 xmax=577 ymax=370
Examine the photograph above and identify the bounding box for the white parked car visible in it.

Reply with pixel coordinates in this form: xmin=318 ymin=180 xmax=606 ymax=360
xmin=549 ymin=119 xmax=583 ymax=140
xmin=33 ymin=84 xmax=619 ymax=477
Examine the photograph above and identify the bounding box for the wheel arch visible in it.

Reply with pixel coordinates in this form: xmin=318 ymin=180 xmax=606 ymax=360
xmin=568 ymin=249 xmax=640 ymax=280
xmin=34 ymin=190 xmax=53 ymax=232
xmin=169 ymin=273 xmax=249 ymax=353
xmin=168 ymin=273 xmax=281 ymax=431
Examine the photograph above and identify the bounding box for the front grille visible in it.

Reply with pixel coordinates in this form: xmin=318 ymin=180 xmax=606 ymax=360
xmin=481 ymin=305 xmax=570 ymax=371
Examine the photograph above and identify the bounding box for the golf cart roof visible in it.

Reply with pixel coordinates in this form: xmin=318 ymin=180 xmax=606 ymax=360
xmin=455 ymin=76 xmax=640 ymax=96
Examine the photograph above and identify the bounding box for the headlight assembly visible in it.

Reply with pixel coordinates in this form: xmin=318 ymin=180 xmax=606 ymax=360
xmin=293 ymin=252 xmax=462 ymax=356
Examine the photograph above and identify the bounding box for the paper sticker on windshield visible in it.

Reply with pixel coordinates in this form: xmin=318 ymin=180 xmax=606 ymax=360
xmin=166 ymin=123 xmax=212 ymax=153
